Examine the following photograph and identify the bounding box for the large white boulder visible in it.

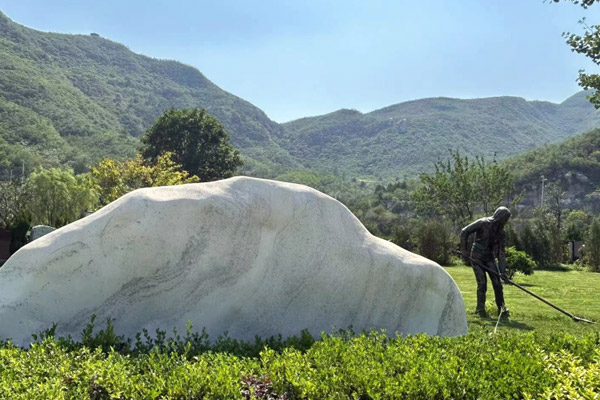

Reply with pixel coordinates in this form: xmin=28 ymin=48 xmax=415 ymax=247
xmin=0 ymin=177 xmax=466 ymax=346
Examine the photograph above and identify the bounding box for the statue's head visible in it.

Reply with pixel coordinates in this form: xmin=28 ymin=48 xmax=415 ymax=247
xmin=491 ymin=206 xmax=511 ymax=226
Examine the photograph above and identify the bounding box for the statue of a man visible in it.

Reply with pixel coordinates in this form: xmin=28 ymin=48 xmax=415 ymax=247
xmin=460 ymin=206 xmax=511 ymax=318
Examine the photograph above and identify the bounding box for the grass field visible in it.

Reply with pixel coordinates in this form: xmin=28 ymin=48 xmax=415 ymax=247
xmin=445 ymin=264 xmax=600 ymax=335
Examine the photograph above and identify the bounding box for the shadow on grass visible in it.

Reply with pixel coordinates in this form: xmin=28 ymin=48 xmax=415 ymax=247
xmin=536 ymin=264 xmax=572 ymax=272
xmin=470 ymin=314 xmax=535 ymax=331
xmin=496 ymin=319 xmax=535 ymax=331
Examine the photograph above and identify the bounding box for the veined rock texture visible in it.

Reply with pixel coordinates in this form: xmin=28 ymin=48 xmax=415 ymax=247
xmin=0 ymin=177 xmax=467 ymax=346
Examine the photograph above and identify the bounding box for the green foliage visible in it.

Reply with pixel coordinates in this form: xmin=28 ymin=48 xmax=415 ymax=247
xmin=586 ymin=217 xmax=600 ymax=271
xmin=557 ymin=0 xmax=600 ymax=107
xmin=0 ymin=179 xmax=29 ymax=229
xmin=416 ymin=218 xmax=455 ymax=265
xmin=2 ymin=328 xmax=600 ymax=399
xmin=413 ymin=150 xmax=514 ymax=226
xmin=2 ymin=10 xmax=600 ymax=180
xmin=8 ymin=213 xmax=30 ymax=255
xmin=505 ymin=246 xmax=537 ymax=278
xmin=282 ymin=91 xmax=600 ymax=180
xmin=565 ymin=210 xmax=590 ymax=241
xmin=506 ymin=128 xmax=600 ymax=212
xmin=2 ymin=266 xmax=600 ymax=397
xmin=513 ymin=206 xmax=567 ymax=268
xmin=141 ymin=108 xmax=243 ymax=181
xmin=90 ymin=152 xmax=199 ymax=206
xmin=273 ymin=169 xmax=344 ymax=194
xmin=0 ymin=12 xmax=296 ymax=174
xmin=25 ymin=167 xmax=97 ymax=227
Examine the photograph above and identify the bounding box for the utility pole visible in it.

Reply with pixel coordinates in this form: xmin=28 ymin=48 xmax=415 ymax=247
xmin=540 ymin=175 xmax=547 ymax=207
xmin=21 ymin=160 xmax=25 ymax=184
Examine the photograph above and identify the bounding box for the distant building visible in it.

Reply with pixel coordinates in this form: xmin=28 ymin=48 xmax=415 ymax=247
xmin=569 ymin=240 xmax=584 ymax=263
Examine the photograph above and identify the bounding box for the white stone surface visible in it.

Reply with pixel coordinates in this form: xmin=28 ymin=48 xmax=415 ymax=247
xmin=0 ymin=177 xmax=467 ymax=346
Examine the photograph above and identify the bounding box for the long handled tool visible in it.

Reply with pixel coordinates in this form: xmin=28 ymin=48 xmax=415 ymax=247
xmin=459 ymin=252 xmax=595 ymax=324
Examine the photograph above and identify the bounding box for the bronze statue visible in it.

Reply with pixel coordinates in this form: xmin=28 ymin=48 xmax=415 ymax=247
xmin=460 ymin=207 xmax=511 ymax=318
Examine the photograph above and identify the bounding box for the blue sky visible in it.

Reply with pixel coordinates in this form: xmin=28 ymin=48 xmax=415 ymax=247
xmin=0 ymin=0 xmax=598 ymax=122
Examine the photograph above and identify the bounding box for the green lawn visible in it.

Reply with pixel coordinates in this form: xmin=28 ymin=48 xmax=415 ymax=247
xmin=445 ymin=264 xmax=600 ymax=335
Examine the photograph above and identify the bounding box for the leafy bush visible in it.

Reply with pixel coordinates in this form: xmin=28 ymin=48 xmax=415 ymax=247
xmin=505 ymin=246 xmax=537 ymax=278
xmin=586 ymin=217 xmax=600 ymax=272
xmin=519 ymin=218 xmax=556 ymax=268
xmin=2 ymin=326 xmax=600 ymax=399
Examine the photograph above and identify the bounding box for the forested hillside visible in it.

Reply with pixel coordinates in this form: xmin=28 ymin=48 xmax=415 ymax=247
xmin=0 ymin=11 xmax=297 ymax=176
xmin=506 ymin=127 xmax=600 ymax=212
xmin=282 ymin=92 xmax=600 ymax=179
xmin=2 ymin=9 xmax=600 ymax=182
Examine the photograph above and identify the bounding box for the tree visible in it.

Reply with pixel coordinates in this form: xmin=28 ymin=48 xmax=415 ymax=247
xmin=519 ymin=208 xmax=566 ymax=267
xmin=554 ymin=0 xmax=600 ymax=106
xmin=415 ymin=218 xmax=455 ymax=265
xmin=0 ymin=179 xmax=29 ymax=229
xmin=586 ymin=217 xmax=600 ymax=271
xmin=519 ymin=220 xmax=552 ymax=267
xmin=141 ymin=108 xmax=243 ymax=181
xmin=475 ymin=154 xmax=515 ymax=215
xmin=90 ymin=152 xmax=199 ymax=206
xmin=26 ymin=168 xmax=97 ymax=227
xmin=412 ymin=150 xmax=477 ymax=225
xmin=412 ymin=150 xmax=514 ymax=226
xmin=565 ymin=210 xmax=590 ymax=241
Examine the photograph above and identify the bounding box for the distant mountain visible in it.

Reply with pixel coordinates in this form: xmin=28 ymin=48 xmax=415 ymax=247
xmin=0 ymin=11 xmax=297 ymax=175
xmin=281 ymin=92 xmax=600 ymax=179
xmin=2 ymin=9 xmax=600 ymax=182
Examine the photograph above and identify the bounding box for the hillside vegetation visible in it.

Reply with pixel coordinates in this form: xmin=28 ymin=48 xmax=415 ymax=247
xmin=282 ymin=92 xmax=600 ymax=179
xmin=2 ymin=9 xmax=600 ymax=182
xmin=0 ymin=11 xmax=296 ymax=176
xmin=506 ymin=127 xmax=600 ymax=211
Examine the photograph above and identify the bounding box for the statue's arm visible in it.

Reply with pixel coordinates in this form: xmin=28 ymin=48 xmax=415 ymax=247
xmin=460 ymin=219 xmax=481 ymax=256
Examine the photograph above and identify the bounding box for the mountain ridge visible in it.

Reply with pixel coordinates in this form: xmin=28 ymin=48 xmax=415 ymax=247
xmin=1 ymin=9 xmax=600 ymax=181
xmin=0 ymin=10 xmax=297 ymax=175
xmin=282 ymin=91 xmax=600 ymax=179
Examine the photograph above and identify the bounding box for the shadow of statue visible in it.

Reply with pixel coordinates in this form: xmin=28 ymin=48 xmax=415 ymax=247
xmin=471 ymin=315 xmax=535 ymax=331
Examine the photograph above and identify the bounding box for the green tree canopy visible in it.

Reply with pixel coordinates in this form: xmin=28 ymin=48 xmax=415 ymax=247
xmin=555 ymin=0 xmax=600 ymax=106
xmin=141 ymin=108 xmax=243 ymax=181
xmin=586 ymin=217 xmax=600 ymax=270
xmin=0 ymin=180 xmax=29 ymax=229
xmin=90 ymin=152 xmax=199 ymax=206
xmin=412 ymin=151 xmax=515 ymax=226
xmin=26 ymin=168 xmax=97 ymax=227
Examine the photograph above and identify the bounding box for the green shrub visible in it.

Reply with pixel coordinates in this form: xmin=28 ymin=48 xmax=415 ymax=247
xmin=505 ymin=246 xmax=537 ymax=278
xmin=2 ymin=329 xmax=600 ymax=399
